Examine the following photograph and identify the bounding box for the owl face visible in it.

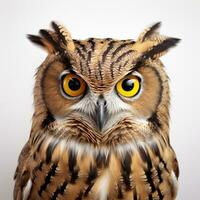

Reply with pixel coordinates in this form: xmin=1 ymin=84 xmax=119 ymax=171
xmin=29 ymin=22 xmax=179 ymax=136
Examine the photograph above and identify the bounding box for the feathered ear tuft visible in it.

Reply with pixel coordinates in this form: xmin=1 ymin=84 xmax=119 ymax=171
xmin=27 ymin=34 xmax=44 ymax=47
xmin=27 ymin=21 xmax=75 ymax=55
xmin=142 ymin=37 xmax=180 ymax=60
xmin=137 ymin=22 xmax=161 ymax=42
xmin=51 ymin=21 xmax=75 ymax=53
xmin=27 ymin=32 xmax=58 ymax=54
xmin=133 ymin=22 xmax=180 ymax=60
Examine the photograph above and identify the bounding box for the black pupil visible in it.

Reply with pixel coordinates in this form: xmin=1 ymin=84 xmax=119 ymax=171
xmin=122 ymin=79 xmax=134 ymax=91
xmin=68 ymin=78 xmax=81 ymax=91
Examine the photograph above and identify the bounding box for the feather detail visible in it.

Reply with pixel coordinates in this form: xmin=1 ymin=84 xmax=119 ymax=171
xmin=133 ymin=22 xmax=180 ymax=60
xmin=51 ymin=21 xmax=75 ymax=53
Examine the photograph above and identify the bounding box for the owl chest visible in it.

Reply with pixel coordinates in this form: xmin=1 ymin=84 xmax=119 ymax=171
xmin=26 ymin=137 xmax=178 ymax=200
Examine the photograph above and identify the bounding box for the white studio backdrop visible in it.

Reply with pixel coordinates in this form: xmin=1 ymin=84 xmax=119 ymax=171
xmin=0 ymin=0 xmax=199 ymax=199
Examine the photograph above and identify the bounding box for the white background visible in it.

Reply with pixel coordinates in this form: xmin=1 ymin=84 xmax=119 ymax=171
xmin=0 ymin=0 xmax=199 ymax=199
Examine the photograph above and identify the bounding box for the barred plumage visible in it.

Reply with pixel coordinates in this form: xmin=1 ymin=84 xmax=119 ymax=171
xmin=14 ymin=21 xmax=180 ymax=200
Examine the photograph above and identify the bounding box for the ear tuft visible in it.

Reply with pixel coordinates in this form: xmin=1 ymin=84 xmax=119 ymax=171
xmin=27 ymin=31 xmax=58 ymax=54
xmin=143 ymin=37 xmax=181 ymax=60
xmin=51 ymin=21 xmax=75 ymax=53
xmin=133 ymin=22 xmax=181 ymax=60
xmin=51 ymin=21 xmax=67 ymax=45
xmin=27 ymin=21 xmax=74 ymax=54
xmin=27 ymin=33 xmax=56 ymax=53
xmin=39 ymin=29 xmax=62 ymax=52
xmin=138 ymin=22 xmax=161 ymax=42
xmin=27 ymin=34 xmax=44 ymax=47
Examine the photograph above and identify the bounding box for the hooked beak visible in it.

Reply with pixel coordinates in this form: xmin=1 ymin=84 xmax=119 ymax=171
xmin=96 ymin=95 xmax=107 ymax=132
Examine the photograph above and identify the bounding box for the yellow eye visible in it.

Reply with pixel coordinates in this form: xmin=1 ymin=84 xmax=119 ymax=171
xmin=116 ymin=75 xmax=141 ymax=98
xmin=61 ymin=73 xmax=86 ymax=97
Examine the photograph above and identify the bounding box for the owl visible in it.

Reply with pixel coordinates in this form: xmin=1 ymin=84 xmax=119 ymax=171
xmin=14 ymin=22 xmax=180 ymax=200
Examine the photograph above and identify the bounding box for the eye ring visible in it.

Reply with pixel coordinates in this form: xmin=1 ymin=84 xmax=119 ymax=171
xmin=116 ymin=74 xmax=142 ymax=98
xmin=60 ymin=71 xmax=87 ymax=98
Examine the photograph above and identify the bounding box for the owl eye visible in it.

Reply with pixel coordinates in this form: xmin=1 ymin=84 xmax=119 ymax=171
xmin=116 ymin=75 xmax=141 ymax=98
xmin=61 ymin=73 xmax=86 ymax=97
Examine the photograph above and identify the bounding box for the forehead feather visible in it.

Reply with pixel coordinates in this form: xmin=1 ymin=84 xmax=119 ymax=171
xmin=72 ymin=38 xmax=137 ymax=92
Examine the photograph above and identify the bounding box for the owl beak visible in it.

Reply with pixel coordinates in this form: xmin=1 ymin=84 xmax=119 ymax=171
xmin=96 ymin=95 xmax=107 ymax=132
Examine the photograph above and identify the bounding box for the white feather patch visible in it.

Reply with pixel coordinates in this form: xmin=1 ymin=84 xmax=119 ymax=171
xmin=171 ymin=171 xmax=179 ymax=193
xmin=23 ymin=179 xmax=32 ymax=200
xmin=97 ymin=171 xmax=110 ymax=200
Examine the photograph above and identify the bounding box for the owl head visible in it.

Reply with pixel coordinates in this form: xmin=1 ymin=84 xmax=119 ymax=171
xmin=28 ymin=22 xmax=179 ymax=145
